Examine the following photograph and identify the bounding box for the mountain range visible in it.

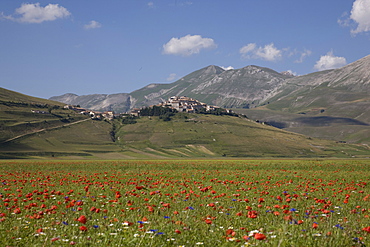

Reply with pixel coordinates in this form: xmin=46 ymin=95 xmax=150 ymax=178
xmin=50 ymin=64 xmax=294 ymax=112
xmin=50 ymin=54 xmax=370 ymax=144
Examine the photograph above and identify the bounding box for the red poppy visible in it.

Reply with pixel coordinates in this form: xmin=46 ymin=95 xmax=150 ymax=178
xmin=247 ymin=210 xmax=258 ymax=218
xmin=205 ymin=219 xmax=212 ymax=224
xmin=77 ymin=215 xmax=87 ymax=224
xmin=254 ymin=233 xmax=266 ymax=240
xmin=363 ymin=226 xmax=370 ymax=233
xmin=79 ymin=226 xmax=88 ymax=231
xmin=13 ymin=208 xmax=21 ymax=214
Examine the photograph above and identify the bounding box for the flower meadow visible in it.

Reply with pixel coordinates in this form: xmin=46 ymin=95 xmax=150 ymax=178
xmin=0 ymin=159 xmax=370 ymax=246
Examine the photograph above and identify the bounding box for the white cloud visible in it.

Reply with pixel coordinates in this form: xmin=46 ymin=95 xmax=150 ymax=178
xmin=239 ymin=43 xmax=256 ymax=55
xmin=338 ymin=12 xmax=351 ymax=27
xmin=295 ymin=49 xmax=312 ymax=63
xmin=147 ymin=2 xmax=155 ymax=8
xmin=166 ymin=73 xmax=177 ymax=81
xmin=2 ymin=3 xmax=71 ymax=23
xmin=350 ymin=0 xmax=370 ymax=34
xmin=84 ymin=20 xmax=102 ymax=30
xmin=314 ymin=51 xmax=347 ymax=71
xmin=162 ymin=34 xmax=217 ymax=56
xmin=240 ymin=43 xmax=282 ymax=61
xmin=220 ymin=66 xmax=234 ymax=70
xmin=0 ymin=12 xmax=13 ymax=21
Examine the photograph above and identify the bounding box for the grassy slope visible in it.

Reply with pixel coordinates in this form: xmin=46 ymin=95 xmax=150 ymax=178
xmin=236 ymin=107 xmax=370 ymax=144
xmin=1 ymin=112 xmax=369 ymax=159
xmin=116 ymin=114 xmax=370 ymax=158
xmin=0 ymin=87 xmax=89 ymax=143
xmin=234 ymin=73 xmax=370 ymax=144
xmin=0 ymin=119 xmax=123 ymax=159
xmin=0 ymin=87 xmax=65 ymax=105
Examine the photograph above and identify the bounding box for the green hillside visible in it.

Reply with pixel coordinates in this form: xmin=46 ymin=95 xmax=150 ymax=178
xmin=0 ymin=118 xmax=122 ymax=159
xmin=235 ymin=107 xmax=370 ymax=144
xmin=0 ymin=87 xmax=89 ymax=145
xmin=0 ymin=87 xmax=65 ymax=105
xmin=2 ymin=87 xmax=370 ymax=159
xmin=2 ymin=111 xmax=369 ymax=159
xmin=115 ymin=114 xmax=369 ymax=158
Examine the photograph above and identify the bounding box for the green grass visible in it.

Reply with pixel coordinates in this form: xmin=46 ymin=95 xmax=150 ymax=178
xmin=0 ymin=87 xmax=89 ymax=143
xmin=116 ymin=114 xmax=370 ymax=158
xmin=2 ymin=111 xmax=370 ymax=159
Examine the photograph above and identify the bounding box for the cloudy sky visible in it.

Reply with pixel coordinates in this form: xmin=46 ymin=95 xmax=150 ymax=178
xmin=1 ymin=0 xmax=370 ymax=98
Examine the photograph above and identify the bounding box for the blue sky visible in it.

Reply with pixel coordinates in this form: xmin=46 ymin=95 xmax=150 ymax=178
xmin=1 ymin=0 xmax=370 ymax=99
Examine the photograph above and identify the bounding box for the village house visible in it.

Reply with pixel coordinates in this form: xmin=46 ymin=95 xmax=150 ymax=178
xmin=102 ymin=111 xmax=115 ymax=120
xmin=63 ymin=105 xmax=114 ymax=120
xmin=130 ymin=108 xmax=141 ymax=117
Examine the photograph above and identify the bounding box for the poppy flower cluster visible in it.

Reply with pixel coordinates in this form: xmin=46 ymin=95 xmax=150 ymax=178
xmin=0 ymin=159 xmax=369 ymax=246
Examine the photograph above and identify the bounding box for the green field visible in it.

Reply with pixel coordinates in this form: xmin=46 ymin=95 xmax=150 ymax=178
xmin=2 ymin=113 xmax=370 ymax=159
xmin=0 ymin=159 xmax=369 ymax=246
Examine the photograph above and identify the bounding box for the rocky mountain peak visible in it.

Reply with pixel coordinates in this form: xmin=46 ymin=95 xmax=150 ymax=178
xmin=202 ymin=65 xmax=225 ymax=75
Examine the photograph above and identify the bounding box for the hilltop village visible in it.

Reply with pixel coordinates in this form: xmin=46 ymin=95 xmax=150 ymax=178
xmin=61 ymin=96 xmax=232 ymax=120
xmin=130 ymin=96 xmax=227 ymax=117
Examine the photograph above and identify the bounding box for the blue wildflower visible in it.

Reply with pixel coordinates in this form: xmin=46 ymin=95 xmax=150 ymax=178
xmin=335 ymin=224 xmax=344 ymax=230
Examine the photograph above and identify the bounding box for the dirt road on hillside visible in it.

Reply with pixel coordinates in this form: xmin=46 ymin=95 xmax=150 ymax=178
xmin=2 ymin=118 xmax=91 ymax=143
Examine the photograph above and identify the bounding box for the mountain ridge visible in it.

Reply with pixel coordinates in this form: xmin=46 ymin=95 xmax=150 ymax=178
xmin=51 ymin=64 xmax=293 ymax=112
